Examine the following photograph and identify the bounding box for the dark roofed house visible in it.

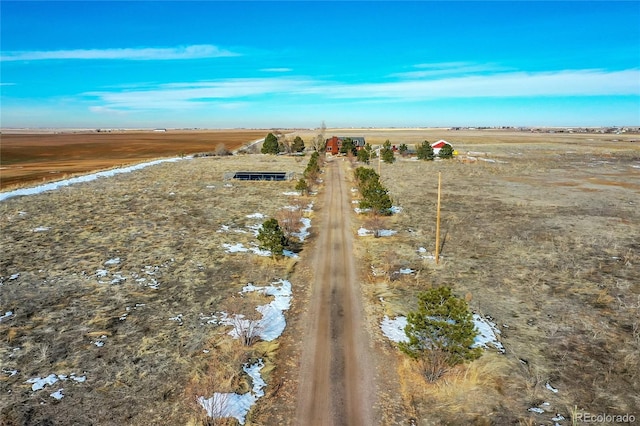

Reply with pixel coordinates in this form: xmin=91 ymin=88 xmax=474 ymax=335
xmin=325 ymin=136 xmax=367 ymax=155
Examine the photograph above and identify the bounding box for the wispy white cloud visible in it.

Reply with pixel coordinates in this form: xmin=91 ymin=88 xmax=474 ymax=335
xmin=82 ymin=68 xmax=640 ymax=112
xmin=413 ymin=61 xmax=471 ymax=69
xmin=0 ymin=82 xmax=17 ymax=86
xmin=261 ymin=68 xmax=293 ymax=72
xmin=83 ymin=78 xmax=316 ymax=110
xmin=88 ymin=106 xmax=128 ymax=115
xmin=321 ymin=68 xmax=640 ymax=99
xmin=390 ymin=62 xmax=512 ymax=78
xmin=0 ymin=45 xmax=239 ymax=61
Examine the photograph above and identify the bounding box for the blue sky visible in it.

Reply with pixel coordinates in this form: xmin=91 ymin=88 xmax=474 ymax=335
xmin=1 ymin=1 xmax=639 ymax=128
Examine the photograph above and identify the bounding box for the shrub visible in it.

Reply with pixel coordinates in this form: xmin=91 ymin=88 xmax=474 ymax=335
xmin=214 ymin=143 xmax=231 ymax=156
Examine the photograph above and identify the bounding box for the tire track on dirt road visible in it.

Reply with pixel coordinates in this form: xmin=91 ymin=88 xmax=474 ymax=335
xmin=296 ymin=159 xmax=375 ymax=425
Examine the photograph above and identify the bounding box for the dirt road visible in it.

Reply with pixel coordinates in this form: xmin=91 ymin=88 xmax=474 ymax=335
xmin=296 ymin=159 xmax=375 ymax=425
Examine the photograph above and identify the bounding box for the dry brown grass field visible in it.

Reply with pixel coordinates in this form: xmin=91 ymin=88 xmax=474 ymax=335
xmin=1 ymin=128 xmax=639 ymax=425
xmin=0 ymin=153 xmax=314 ymax=425
xmin=302 ymin=128 xmax=638 ymax=425
xmin=0 ymin=129 xmax=269 ymax=189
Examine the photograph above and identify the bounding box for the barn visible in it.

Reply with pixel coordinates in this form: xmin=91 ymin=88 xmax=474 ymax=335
xmin=431 ymin=140 xmax=452 ymax=155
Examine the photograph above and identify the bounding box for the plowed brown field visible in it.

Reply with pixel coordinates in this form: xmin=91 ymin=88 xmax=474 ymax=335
xmin=0 ymin=130 xmax=268 ymax=189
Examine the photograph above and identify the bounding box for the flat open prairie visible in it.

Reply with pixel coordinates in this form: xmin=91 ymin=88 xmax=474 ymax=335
xmin=0 ymin=129 xmax=269 ymax=189
xmin=1 ymin=129 xmax=639 ymax=425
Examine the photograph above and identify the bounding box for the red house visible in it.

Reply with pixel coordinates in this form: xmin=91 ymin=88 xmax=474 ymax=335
xmin=325 ymin=136 xmax=341 ymax=155
xmin=325 ymin=136 xmax=366 ymax=155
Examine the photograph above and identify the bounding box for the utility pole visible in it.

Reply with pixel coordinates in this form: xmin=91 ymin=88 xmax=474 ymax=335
xmin=435 ymin=172 xmax=442 ymax=264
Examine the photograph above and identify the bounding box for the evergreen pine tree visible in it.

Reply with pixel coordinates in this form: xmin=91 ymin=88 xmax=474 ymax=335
xmin=438 ymin=144 xmax=454 ymax=159
xmin=257 ymin=218 xmax=287 ymax=257
xmin=339 ymin=137 xmax=357 ymax=156
xmin=292 ymin=136 xmax=305 ymax=152
xmin=357 ymin=147 xmax=370 ymax=164
xmin=381 ymin=140 xmax=396 ymax=164
xmin=261 ymin=133 xmax=279 ymax=154
xmin=416 ymin=141 xmax=435 ymax=160
xmin=295 ymin=178 xmax=309 ymax=195
xmin=359 ymin=182 xmax=393 ymax=215
xmin=399 ymin=287 xmax=481 ymax=364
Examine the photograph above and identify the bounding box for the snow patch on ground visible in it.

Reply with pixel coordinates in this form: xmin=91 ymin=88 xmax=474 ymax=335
xmin=198 ymin=359 xmax=265 ymax=425
xmin=354 ymin=207 xmax=371 ymax=214
xmin=200 ymin=279 xmax=293 ymax=343
xmin=292 ymin=217 xmax=311 ymax=242
xmin=93 ymin=335 xmax=107 ymax=347
xmin=380 ymin=314 xmax=505 ymax=353
xmin=0 ymin=311 xmax=14 ymax=322
xmin=353 ymin=205 xmax=401 ymax=214
xmin=222 ymin=242 xmax=297 ymax=258
xmin=222 ymin=243 xmax=250 ymax=253
xmin=94 ymin=259 xmax=171 ymax=288
xmin=358 ymin=227 xmax=397 ymax=237
xmin=380 ymin=316 xmax=409 ymax=343
xmin=225 ymin=279 xmax=292 ymax=341
xmin=546 ymin=382 xmax=559 ymax=393
xmin=2 ymin=368 xmax=19 ymax=377
xmin=50 ymin=389 xmax=64 ymax=400
xmin=25 ymin=373 xmax=87 ymax=393
xmin=472 ymin=314 xmax=506 ymax=353
xmin=417 ymin=247 xmax=436 ymax=260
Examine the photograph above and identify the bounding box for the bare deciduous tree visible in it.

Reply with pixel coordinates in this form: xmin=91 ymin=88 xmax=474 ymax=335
xmin=278 ymin=135 xmax=292 ymax=154
xmin=230 ymin=315 xmax=263 ymax=346
xmin=311 ymin=121 xmax=326 ymax=152
xmin=215 ymin=143 xmax=231 ymax=156
xmin=366 ymin=213 xmax=385 ymax=238
xmin=276 ymin=207 xmax=303 ymax=239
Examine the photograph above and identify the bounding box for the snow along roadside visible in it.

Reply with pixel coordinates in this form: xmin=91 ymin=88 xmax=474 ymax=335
xmin=0 ymin=157 xmax=186 ymax=202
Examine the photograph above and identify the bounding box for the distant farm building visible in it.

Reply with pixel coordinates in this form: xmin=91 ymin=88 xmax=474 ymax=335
xmin=431 ymin=140 xmax=453 ymax=155
xmin=224 ymin=171 xmax=294 ymax=181
xmin=325 ymin=136 xmax=366 ymax=155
